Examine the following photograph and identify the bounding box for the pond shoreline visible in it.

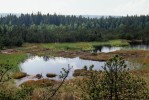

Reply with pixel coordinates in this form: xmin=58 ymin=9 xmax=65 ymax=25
xmin=1 ymin=41 xmax=149 ymax=87
xmin=15 ymin=48 xmax=149 ymax=86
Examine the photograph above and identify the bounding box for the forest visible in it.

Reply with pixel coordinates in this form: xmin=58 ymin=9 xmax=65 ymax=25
xmin=0 ymin=13 xmax=149 ymax=49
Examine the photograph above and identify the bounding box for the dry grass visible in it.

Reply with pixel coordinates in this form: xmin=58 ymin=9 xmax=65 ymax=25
xmin=20 ymin=79 xmax=57 ymax=88
xmin=13 ymin=72 xmax=27 ymax=79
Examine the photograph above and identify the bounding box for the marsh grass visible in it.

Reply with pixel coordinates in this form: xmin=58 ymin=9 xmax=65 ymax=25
xmin=0 ymin=53 xmax=27 ymax=69
xmin=42 ymin=42 xmax=93 ymax=51
xmin=41 ymin=39 xmax=129 ymax=51
xmin=20 ymin=79 xmax=57 ymax=88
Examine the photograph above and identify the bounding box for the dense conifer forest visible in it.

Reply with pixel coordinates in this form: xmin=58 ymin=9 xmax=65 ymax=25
xmin=0 ymin=13 xmax=149 ymax=48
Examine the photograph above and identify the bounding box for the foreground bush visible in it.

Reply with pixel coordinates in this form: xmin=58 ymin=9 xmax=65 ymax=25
xmin=78 ymin=55 xmax=149 ymax=100
xmin=0 ymin=64 xmax=12 ymax=82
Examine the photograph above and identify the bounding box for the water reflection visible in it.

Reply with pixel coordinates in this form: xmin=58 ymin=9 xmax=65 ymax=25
xmin=43 ymin=56 xmax=49 ymax=61
xmin=94 ymin=44 xmax=149 ymax=53
xmin=128 ymin=45 xmax=149 ymax=50
xmin=95 ymin=46 xmax=122 ymax=53
xmin=20 ymin=56 xmax=105 ymax=79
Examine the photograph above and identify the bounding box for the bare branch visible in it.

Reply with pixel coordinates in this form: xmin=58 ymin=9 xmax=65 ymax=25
xmin=48 ymin=65 xmax=71 ymax=99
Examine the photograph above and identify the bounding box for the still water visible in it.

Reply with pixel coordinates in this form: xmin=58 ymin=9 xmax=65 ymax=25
xmin=95 ymin=45 xmax=149 ymax=53
xmin=17 ymin=56 xmax=105 ymax=85
xmin=20 ymin=56 xmax=105 ymax=77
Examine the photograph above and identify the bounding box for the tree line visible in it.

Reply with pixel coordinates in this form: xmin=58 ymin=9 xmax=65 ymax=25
xmin=0 ymin=13 xmax=149 ymax=49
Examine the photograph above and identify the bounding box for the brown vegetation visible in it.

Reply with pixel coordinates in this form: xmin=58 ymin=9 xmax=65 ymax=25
xmin=73 ymin=69 xmax=88 ymax=77
xmin=20 ymin=79 xmax=57 ymax=88
xmin=13 ymin=72 xmax=27 ymax=79
xmin=0 ymin=49 xmax=18 ymax=54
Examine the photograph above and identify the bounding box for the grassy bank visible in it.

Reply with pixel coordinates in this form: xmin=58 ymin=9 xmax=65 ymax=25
xmin=41 ymin=39 xmax=129 ymax=51
xmin=17 ymin=39 xmax=129 ymax=56
xmin=0 ymin=53 xmax=27 ymax=68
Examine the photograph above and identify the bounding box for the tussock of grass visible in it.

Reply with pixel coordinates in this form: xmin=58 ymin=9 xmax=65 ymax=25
xmin=13 ymin=72 xmax=27 ymax=79
xmin=20 ymin=79 xmax=56 ymax=88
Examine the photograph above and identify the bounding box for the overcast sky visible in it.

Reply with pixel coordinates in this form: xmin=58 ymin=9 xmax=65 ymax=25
xmin=0 ymin=0 xmax=148 ymax=16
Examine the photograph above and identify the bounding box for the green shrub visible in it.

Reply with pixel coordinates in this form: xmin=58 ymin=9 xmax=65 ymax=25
xmin=78 ymin=55 xmax=149 ymax=100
